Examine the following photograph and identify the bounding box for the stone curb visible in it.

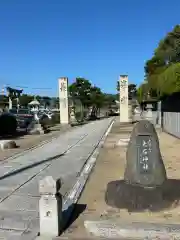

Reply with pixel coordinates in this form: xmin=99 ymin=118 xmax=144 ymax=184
xmin=84 ymin=220 xmax=180 ymax=239
xmin=61 ymin=118 xmax=115 ymax=231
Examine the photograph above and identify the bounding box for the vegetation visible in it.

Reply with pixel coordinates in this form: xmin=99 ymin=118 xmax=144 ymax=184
xmin=0 ymin=113 xmax=17 ymax=136
xmin=69 ymin=77 xmax=117 ymax=109
xmin=117 ymin=82 xmax=137 ymax=100
xmin=0 ymin=78 xmax=117 ymax=111
xmin=138 ymin=25 xmax=180 ymax=102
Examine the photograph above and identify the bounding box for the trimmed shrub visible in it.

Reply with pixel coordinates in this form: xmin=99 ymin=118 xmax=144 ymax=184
xmin=51 ymin=113 xmax=60 ymax=125
xmin=0 ymin=113 xmax=17 ymax=136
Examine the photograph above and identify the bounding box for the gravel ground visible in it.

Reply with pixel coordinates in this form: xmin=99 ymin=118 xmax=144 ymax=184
xmin=61 ymin=120 xmax=180 ymax=239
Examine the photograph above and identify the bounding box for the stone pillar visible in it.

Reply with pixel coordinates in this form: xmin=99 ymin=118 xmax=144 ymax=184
xmin=58 ymin=77 xmax=69 ymax=124
xmin=119 ymin=75 xmax=129 ymax=122
xmin=39 ymin=176 xmax=63 ymax=237
xmin=157 ymin=101 xmax=162 ymax=126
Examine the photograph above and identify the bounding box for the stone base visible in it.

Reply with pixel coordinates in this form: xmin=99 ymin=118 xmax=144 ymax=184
xmin=70 ymin=120 xmax=78 ymax=127
xmin=70 ymin=121 xmax=85 ymax=127
xmin=132 ymin=114 xmax=142 ymax=123
xmin=105 ymin=179 xmax=180 ymax=212
xmin=28 ymin=123 xmax=46 ymax=135
xmin=0 ymin=140 xmax=17 ymax=150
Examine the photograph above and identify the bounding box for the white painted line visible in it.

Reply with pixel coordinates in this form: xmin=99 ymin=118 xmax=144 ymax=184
xmin=105 ymin=121 xmax=114 ymax=137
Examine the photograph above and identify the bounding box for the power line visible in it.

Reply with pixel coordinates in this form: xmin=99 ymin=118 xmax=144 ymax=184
xmin=4 ymin=84 xmax=52 ymax=90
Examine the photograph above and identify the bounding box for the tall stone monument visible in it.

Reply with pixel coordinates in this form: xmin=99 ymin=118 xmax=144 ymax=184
xmin=58 ymin=77 xmax=69 ymax=124
xmin=119 ymin=75 xmax=129 ymax=122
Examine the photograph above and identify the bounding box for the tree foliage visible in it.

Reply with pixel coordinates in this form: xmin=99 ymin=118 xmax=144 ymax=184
xmin=138 ymin=25 xmax=180 ymax=101
xmin=0 ymin=77 xmax=116 ymax=110
xmin=68 ymin=77 xmax=115 ymax=109
xmin=117 ymin=81 xmax=137 ymax=99
xmin=69 ymin=78 xmax=92 ymax=107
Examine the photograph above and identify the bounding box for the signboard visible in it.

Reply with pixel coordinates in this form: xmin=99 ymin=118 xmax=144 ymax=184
xmin=137 ymin=135 xmax=153 ymax=174
xmin=59 ymin=77 xmax=69 ymax=124
xmin=120 ymin=78 xmax=128 ymax=88
xmin=60 ymin=80 xmax=67 ymax=92
xmin=119 ymin=75 xmax=129 ymax=122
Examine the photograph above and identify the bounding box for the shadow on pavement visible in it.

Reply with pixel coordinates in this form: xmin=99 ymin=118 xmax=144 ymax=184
xmin=0 ymin=152 xmax=65 ymax=181
xmin=63 ymin=203 xmax=87 ymax=231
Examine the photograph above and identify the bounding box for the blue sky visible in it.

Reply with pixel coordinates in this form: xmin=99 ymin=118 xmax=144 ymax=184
xmin=0 ymin=0 xmax=180 ymax=96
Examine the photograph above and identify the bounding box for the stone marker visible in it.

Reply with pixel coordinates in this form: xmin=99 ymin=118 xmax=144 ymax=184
xmin=0 ymin=140 xmax=17 ymax=150
xmin=124 ymin=120 xmax=166 ymax=188
xmin=39 ymin=176 xmax=63 ymax=237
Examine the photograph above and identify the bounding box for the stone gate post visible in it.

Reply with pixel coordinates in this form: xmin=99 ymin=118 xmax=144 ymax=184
xmin=58 ymin=77 xmax=69 ymax=124
xmin=119 ymin=75 xmax=129 ymax=122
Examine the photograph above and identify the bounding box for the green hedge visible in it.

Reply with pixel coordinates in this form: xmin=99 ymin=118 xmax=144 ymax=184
xmin=0 ymin=113 xmax=17 ymax=136
xmin=39 ymin=113 xmax=60 ymax=128
xmin=51 ymin=113 xmax=60 ymax=124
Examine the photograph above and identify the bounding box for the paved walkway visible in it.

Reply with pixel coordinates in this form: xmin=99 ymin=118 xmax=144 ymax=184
xmin=0 ymin=124 xmax=71 ymax=161
xmin=0 ymin=118 xmax=113 ymax=240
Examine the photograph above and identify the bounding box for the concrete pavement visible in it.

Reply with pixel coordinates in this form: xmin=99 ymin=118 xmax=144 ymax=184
xmin=0 ymin=118 xmax=113 ymax=240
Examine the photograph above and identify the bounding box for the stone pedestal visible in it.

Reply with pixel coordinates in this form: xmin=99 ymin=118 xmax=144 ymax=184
xmin=70 ymin=106 xmax=78 ymax=126
xmin=29 ymin=123 xmax=45 ymax=134
xmin=143 ymin=104 xmax=153 ymax=123
xmin=119 ymin=75 xmax=129 ymax=123
xmin=59 ymin=77 xmax=69 ymax=124
xmin=132 ymin=106 xmax=142 ymax=123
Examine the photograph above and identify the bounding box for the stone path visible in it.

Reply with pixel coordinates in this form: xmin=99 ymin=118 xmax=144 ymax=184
xmin=0 ymin=124 xmax=71 ymax=161
xmin=0 ymin=118 xmax=113 ymax=240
